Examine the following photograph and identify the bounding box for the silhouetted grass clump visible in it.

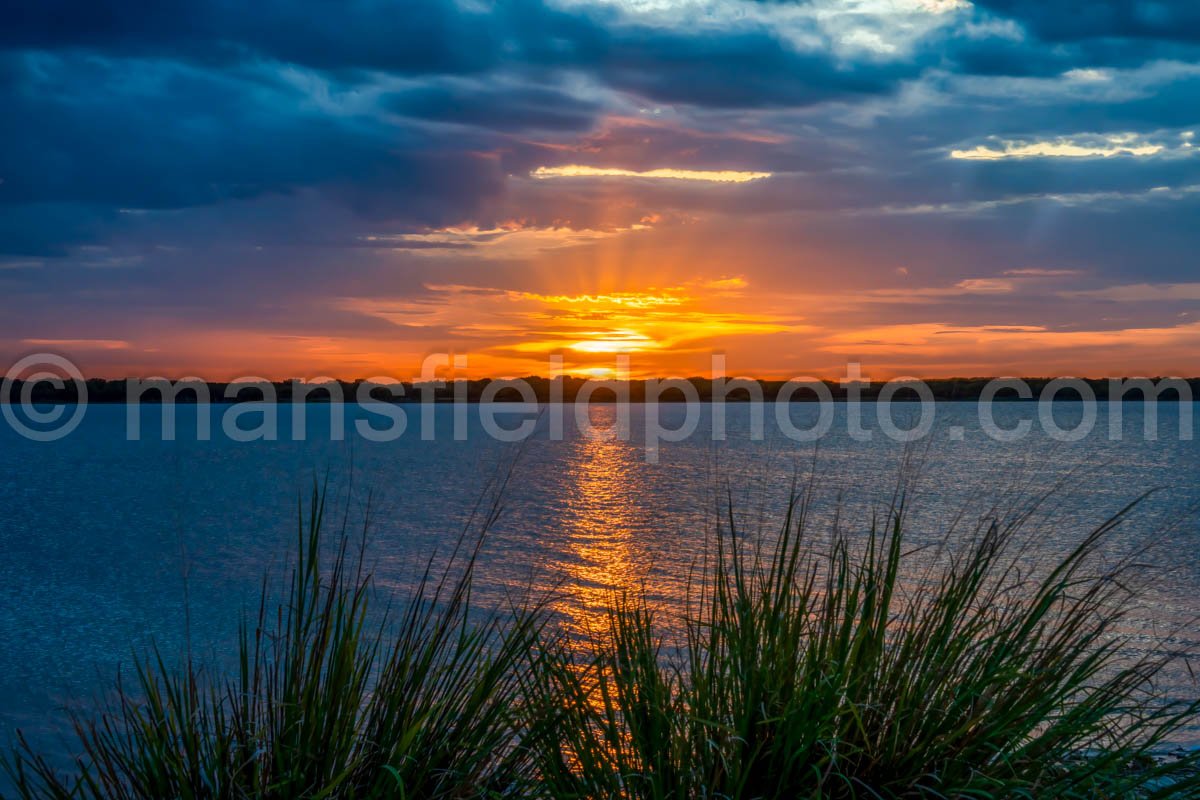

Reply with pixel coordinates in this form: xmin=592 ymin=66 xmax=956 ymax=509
xmin=6 ymin=485 xmax=1200 ymax=798
xmin=535 ymin=493 xmax=1200 ymax=798
xmin=5 ymin=488 xmax=550 ymax=799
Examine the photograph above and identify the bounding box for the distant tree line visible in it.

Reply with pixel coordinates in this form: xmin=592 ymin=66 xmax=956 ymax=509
xmin=4 ymin=376 xmax=1198 ymax=404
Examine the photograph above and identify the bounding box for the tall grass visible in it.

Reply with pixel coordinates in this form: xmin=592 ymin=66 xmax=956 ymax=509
xmin=6 ymin=484 xmax=1200 ymax=798
xmin=533 ymin=492 xmax=1200 ymax=799
xmin=5 ymin=486 xmax=550 ymax=799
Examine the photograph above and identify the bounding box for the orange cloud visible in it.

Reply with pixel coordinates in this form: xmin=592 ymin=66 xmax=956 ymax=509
xmin=699 ymin=275 xmax=749 ymax=290
xmin=339 ymin=278 xmax=802 ymax=375
xmin=820 ymin=319 xmax=1200 ymax=371
xmin=531 ymin=165 xmax=772 ymax=183
xmin=363 ymin=220 xmax=654 ymax=257
xmin=21 ymin=338 xmax=130 ymax=350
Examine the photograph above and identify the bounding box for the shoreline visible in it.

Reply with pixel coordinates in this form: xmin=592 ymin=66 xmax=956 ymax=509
xmin=7 ymin=376 xmax=1199 ymax=405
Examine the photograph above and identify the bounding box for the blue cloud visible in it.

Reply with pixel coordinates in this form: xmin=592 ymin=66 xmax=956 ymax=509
xmin=2 ymin=0 xmax=1200 ymax=364
xmin=974 ymin=0 xmax=1200 ymax=43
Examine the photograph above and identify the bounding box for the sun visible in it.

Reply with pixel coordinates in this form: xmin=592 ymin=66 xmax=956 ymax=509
xmin=576 ymin=366 xmax=617 ymax=379
xmin=569 ymin=329 xmax=659 ymax=353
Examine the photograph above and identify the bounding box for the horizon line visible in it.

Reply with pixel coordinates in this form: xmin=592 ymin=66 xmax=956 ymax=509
xmin=11 ymin=374 xmax=1200 ymax=384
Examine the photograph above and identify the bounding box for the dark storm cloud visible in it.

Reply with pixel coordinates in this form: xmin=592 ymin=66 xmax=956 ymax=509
xmin=2 ymin=0 xmax=1200 ymax=373
xmin=385 ymin=80 xmax=604 ymax=132
xmin=938 ymin=22 xmax=1200 ymax=78
xmin=974 ymin=0 xmax=1200 ymax=43
xmin=593 ymin=28 xmax=901 ymax=108
xmin=0 ymin=0 xmax=929 ymax=257
xmin=1 ymin=0 xmax=503 ymax=74
xmin=1 ymin=56 xmax=375 ymax=209
xmin=0 ymin=50 xmax=512 ymax=254
xmin=2 ymin=0 xmax=918 ymax=109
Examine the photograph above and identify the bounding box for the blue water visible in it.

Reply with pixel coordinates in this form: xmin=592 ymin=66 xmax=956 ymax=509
xmin=1 ymin=402 xmax=1198 ymax=755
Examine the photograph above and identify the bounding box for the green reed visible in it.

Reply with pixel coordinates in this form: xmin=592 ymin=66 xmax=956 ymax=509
xmin=5 ymin=485 xmax=550 ymax=799
xmin=532 ymin=492 xmax=1200 ymax=799
xmin=6 ymin=484 xmax=1200 ymax=798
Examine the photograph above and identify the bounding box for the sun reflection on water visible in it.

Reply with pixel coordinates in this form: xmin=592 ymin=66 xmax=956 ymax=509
xmin=554 ymin=405 xmax=649 ymax=638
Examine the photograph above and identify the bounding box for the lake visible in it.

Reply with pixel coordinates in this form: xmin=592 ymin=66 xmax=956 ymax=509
xmin=1 ymin=401 xmax=1198 ymax=755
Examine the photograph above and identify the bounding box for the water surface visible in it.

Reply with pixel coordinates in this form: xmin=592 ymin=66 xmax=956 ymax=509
xmin=1 ymin=402 xmax=1197 ymax=752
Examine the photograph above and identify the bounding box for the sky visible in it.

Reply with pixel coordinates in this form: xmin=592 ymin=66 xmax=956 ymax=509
xmin=2 ymin=0 xmax=1200 ymax=380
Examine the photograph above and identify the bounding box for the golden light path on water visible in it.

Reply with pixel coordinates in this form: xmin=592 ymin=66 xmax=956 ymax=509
xmin=555 ymin=405 xmax=647 ymax=638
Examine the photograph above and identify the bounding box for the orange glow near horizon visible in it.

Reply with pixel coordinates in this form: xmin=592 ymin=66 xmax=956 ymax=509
xmin=27 ymin=294 xmax=1200 ymax=381
xmin=13 ymin=220 xmax=1200 ymax=380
